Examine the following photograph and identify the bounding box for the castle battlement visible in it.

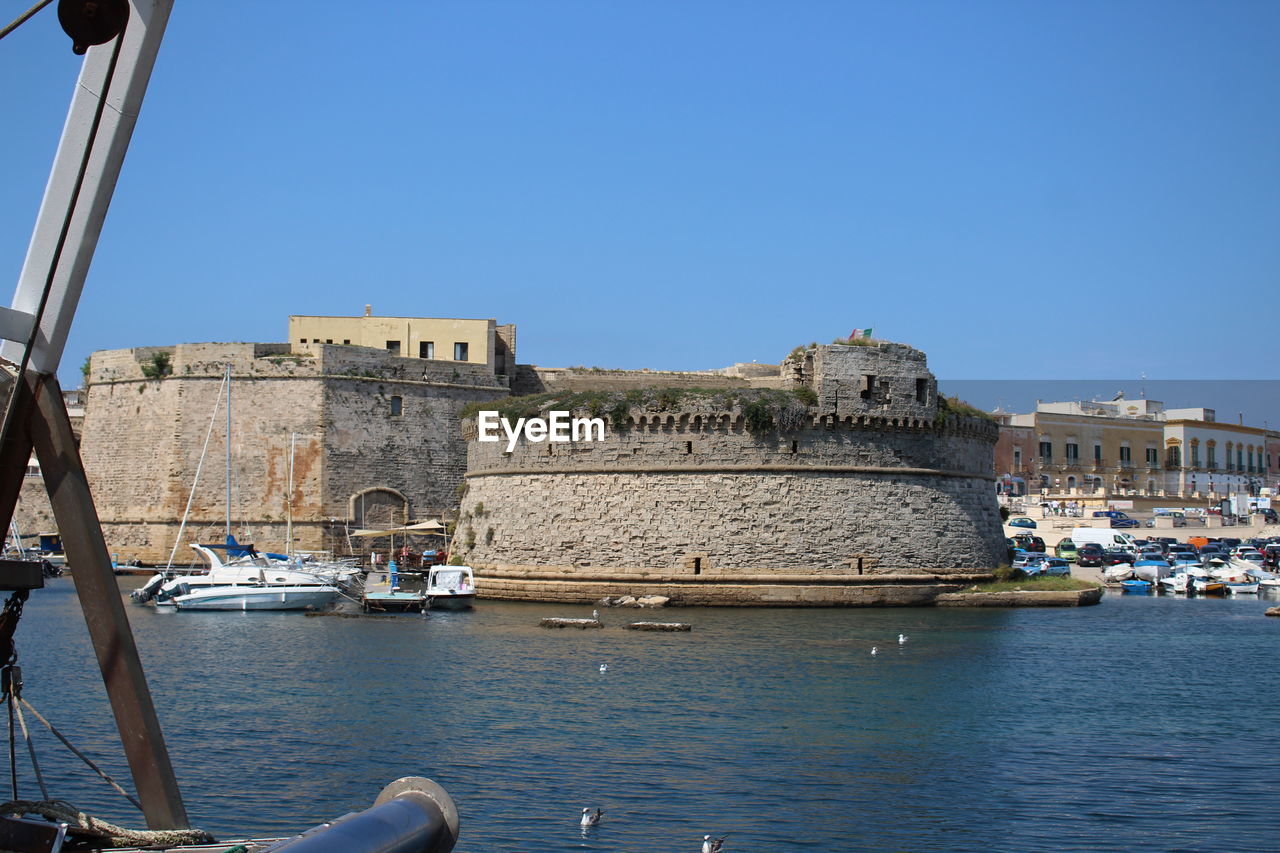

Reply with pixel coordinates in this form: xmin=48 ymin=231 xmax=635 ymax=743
xmin=88 ymin=342 xmax=507 ymax=390
xmin=456 ymin=338 xmax=1005 ymax=585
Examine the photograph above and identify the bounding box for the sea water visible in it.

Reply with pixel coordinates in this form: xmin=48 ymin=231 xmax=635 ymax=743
xmin=13 ymin=579 xmax=1280 ymax=852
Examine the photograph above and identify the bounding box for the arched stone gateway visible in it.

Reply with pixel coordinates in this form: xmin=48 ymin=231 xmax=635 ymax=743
xmin=349 ymin=487 xmax=411 ymax=531
xmin=456 ymin=342 xmax=1006 ymax=606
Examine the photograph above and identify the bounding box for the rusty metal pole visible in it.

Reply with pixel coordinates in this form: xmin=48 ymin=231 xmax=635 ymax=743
xmin=28 ymin=374 xmax=189 ymax=829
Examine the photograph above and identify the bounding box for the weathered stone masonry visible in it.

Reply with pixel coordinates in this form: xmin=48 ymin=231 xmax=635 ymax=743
xmin=79 ymin=342 xmax=508 ymax=563
xmin=457 ymin=342 xmax=1008 ymax=605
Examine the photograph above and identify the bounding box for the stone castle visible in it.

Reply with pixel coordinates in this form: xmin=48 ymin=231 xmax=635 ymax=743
xmin=457 ymin=341 xmax=1007 ymax=605
xmin=22 ymin=323 xmax=1006 ymax=604
xmin=71 ymin=341 xmax=509 ymax=563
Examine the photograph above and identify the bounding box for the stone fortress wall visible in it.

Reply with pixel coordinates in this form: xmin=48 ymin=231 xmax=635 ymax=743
xmin=78 ymin=342 xmax=508 ymax=564
xmin=457 ymin=342 xmax=1007 ymax=605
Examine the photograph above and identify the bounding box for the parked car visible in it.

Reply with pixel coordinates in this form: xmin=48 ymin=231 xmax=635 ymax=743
xmin=1011 ymin=551 xmax=1040 ymax=570
xmin=1102 ymin=549 xmax=1137 ymax=566
xmin=1025 ymin=557 xmax=1072 ymax=577
xmin=1054 ymin=538 xmax=1078 ymax=562
xmin=1077 ymin=544 xmax=1105 ymax=568
xmin=1012 ymin=534 xmax=1046 ymax=553
xmin=1007 ymin=517 xmax=1037 ymax=529
xmin=1093 ymin=509 xmax=1141 ymax=529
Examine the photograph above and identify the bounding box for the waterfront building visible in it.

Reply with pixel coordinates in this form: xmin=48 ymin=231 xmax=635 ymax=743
xmin=1006 ymin=394 xmax=1164 ymax=497
xmin=1001 ymin=396 xmax=1276 ymax=505
xmin=1163 ymin=409 xmax=1269 ymax=498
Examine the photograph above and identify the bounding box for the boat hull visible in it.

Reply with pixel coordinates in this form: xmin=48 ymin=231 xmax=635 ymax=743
xmin=171 ymin=585 xmax=340 ymax=611
xmin=426 ymin=591 xmax=475 ymax=610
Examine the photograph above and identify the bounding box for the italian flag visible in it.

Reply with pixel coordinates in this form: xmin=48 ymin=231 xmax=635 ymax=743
xmin=850 ymin=328 xmax=873 ymax=339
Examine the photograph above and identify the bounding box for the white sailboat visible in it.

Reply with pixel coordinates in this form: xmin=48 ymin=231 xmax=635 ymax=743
xmin=131 ymin=366 xmax=343 ymax=611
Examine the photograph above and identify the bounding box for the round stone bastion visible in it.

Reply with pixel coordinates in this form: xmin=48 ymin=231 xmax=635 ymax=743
xmin=455 ymin=405 xmax=1007 ymax=607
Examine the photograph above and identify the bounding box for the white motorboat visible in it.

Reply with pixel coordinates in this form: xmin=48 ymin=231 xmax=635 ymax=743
xmin=132 ymin=543 xmax=352 ymax=608
xmin=1159 ymin=572 xmax=1190 ymax=594
xmin=1225 ymin=582 xmax=1260 ymax=595
xmin=167 ymin=581 xmax=341 ymax=611
xmin=424 ymin=566 xmax=477 ymax=610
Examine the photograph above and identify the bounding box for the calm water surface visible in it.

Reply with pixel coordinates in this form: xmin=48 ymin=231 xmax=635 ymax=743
xmin=13 ymin=579 xmax=1280 ymax=852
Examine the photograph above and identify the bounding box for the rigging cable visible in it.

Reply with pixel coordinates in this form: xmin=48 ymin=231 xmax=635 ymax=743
xmin=0 ymin=0 xmax=53 ymax=41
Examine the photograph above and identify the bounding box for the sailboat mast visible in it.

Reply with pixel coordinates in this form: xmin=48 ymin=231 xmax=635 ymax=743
xmin=225 ymin=363 xmax=231 ymax=542
xmin=286 ymin=432 xmax=296 ymax=558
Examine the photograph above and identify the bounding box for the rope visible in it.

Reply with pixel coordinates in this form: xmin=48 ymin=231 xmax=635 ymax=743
xmin=13 ymin=701 xmax=47 ymax=802
xmin=18 ymin=699 xmax=143 ymax=814
xmin=0 ymin=0 xmax=52 ymax=41
xmin=0 ymin=799 xmax=215 ymax=847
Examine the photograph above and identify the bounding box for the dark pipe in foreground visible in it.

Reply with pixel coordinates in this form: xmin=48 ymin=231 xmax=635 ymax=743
xmin=263 ymin=777 xmax=459 ymax=853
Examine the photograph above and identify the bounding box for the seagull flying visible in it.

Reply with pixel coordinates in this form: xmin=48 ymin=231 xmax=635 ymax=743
xmin=899 ymin=633 xmax=908 ymax=644
xmin=581 ymin=807 xmax=603 ymax=827
xmin=702 ymin=833 xmax=727 ymax=852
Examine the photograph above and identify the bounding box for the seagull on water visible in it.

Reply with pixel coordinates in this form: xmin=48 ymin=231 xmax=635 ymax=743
xmin=592 ymin=609 xmax=600 ymax=620
xmin=899 ymin=633 xmax=908 ymax=644
xmin=581 ymin=807 xmax=603 ymax=827
xmin=870 ymin=646 xmax=878 ymax=656
xmin=599 ymin=663 xmax=609 ymax=672
xmin=702 ymin=833 xmax=727 ymax=852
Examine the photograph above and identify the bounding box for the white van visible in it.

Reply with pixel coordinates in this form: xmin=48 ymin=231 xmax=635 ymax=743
xmin=1152 ymin=508 xmax=1187 ymax=527
xmin=1071 ymin=528 xmax=1139 ymax=554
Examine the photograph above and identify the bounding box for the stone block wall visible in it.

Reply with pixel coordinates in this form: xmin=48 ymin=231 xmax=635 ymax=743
xmin=457 ymin=412 xmax=1005 ymax=577
xmin=800 ymin=342 xmax=939 ymax=420
xmin=80 ymin=342 xmax=508 ymax=563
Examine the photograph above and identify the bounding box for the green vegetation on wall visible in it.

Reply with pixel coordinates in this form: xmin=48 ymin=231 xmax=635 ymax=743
xmin=460 ymin=386 xmax=819 ymax=435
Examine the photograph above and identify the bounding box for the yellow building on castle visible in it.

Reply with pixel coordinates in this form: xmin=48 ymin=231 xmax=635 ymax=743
xmin=288 ymin=307 xmax=516 ymax=376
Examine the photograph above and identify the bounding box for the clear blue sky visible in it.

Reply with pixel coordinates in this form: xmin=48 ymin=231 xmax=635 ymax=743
xmin=3 ymin=1 xmax=1278 ymax=390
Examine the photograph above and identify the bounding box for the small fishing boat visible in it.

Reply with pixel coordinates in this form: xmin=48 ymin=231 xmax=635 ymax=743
xmin=1132 ymin=559 xmax=1171 ymax=582
xmin=1103 ymin=564 xmax=1135 ymax=582
xmin=425 ymin=565 xmax=477 ymax=610
xmin=1224 ymin=582 xmax=1259 ymax=596
xmin=1120 ymin=579 xmax=1153 ymax=594
xmin=1190 ymin=577 xmax=1226 ymax=596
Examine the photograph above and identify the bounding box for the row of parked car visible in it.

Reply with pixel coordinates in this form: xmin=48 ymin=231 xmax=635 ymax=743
xmin=1006 ymin=509 xmax=1141 ymax=529
xmin=1008 ymin=533 xmax=1280 ymax=571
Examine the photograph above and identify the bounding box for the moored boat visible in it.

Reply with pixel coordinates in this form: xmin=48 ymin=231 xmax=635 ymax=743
xmin=1120 ymin=579 xmax=1153 ymax=594
xmin=1190 ymin=577 xmax=1226 ymax=596
xmin=425 ymin=566 xmax=477 ymax=610
xmin=168 ymin=582 xmax=341 ymax=611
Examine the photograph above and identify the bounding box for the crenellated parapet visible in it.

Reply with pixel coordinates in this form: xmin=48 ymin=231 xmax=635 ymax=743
xmin=457 ymin=350 xmax=1006 ymax=588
